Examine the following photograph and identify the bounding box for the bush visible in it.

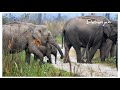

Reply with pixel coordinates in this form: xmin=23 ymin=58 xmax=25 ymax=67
xmin=2 ymin=16 xmax=9 ymax=25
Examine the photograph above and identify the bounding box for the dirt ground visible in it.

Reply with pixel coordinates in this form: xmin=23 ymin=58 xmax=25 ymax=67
xmin=50 ymin=46 xmax=118 ymax=77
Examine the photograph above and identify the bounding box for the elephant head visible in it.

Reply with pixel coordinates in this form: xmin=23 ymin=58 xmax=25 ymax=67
xmin=32 ymin=25 xmax=48 ymax=45
xmin=102 ymin=19 xmax=117 ymax=44
xmin=109 ymin=21 xmax=118 ymax=44
xmin=33 ymin=25 xmax=64 ymax=59
xmin=46 ymin=31 xmax=64 ymax=59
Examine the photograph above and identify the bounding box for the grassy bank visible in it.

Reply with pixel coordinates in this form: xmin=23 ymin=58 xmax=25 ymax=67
xmin=88 ymin=50 xmax=116 ymax=68
xmin=3 ymin=51 xmax=71 ymax=77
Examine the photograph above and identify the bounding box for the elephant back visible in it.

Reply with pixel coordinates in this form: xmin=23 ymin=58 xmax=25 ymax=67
xmin=77 ymin=16 xmax=110 ymax=22
xmin=3 ymin=22 xmax=35 ymax=35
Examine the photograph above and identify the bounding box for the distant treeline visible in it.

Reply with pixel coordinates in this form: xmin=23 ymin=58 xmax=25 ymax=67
xmin=2 ymin=13 xmax=118 ymax=25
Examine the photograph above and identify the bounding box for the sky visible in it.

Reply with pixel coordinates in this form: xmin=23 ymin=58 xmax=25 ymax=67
xmin=2 ymin=13 xmax=118 ymax=20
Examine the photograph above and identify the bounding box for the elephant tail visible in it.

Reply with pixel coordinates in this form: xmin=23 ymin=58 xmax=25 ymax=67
xmin=62 ymin=30 xmax=65 ymax=49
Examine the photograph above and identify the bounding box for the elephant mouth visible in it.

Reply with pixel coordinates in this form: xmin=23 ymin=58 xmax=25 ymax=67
xmin=32 ymin=39 xmax=41 ymax=47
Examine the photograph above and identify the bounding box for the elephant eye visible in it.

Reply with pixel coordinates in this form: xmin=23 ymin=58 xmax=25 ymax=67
xmin=48 ymin=33 xmax=50 ymax=36
xmin=39 ymin=30 xmax=41 ymax=33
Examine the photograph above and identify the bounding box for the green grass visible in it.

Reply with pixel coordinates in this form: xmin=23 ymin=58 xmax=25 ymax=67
xmin=91 ymin=50 xmax=117 ymax=68
xmin=55 ymin=35 xmax=62 ymax=44
xmin=3 ymin=51 xmax=71 ymax=77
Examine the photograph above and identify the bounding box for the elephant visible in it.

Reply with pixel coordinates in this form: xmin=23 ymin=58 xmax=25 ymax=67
xmin=100 ymin=19 xmax=117 ymax=61
xmin=3 ymin=22 xmax=63 ymax=64
xmin=34 ymin=25 xmax=63 ymax=60
xmin=3 ymin=22 xmax=48 ymax=64
xmin=100 ymin=38 xmax=116 ymax=61
xmin=81 ymin=38 xmax=116 ymax=61
xmin=100 ymin=38 xmax=118 ymax=69
xmin=62 ymin=16 xmax=117 ymax=64
xmin=34 ymin=44 xmax=57 ymax=64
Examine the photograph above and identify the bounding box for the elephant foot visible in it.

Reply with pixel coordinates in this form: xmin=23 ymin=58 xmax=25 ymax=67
xmin=101 ymin=60 xmax=105 ymax=62
xmin=77 ymin=60 xmax=85 ymax=63
xmin=47 ymin=60 xmax=52 ymax=64
xmin=60 ymin=55 xmax=64 ymax=59
xmin=39 ymin=61 xmax=45 ymax=65
xmin=86 ymin=61 xmax=92 ymax=64
xmin=25 ymin=61 xmax=30 ymax=65
xmin=63 ymin=60 xmax=69 ymax=63
xmin=25 ymin=62 xmax=30 ymax=65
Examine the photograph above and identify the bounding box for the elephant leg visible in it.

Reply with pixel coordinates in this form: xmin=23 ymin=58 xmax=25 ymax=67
xmin=54 ymin=52 xmax=57 ymax=64
xmin=64 ymin=43 xmax=71 ymax=63
xmin=100 ymin=42 xmax=106 ymax=62
xmin=100 ymin=48 xmax=105 ymax=62
xmin=86 ymin=46 xmax=90 ymax=63
xmin=73 ymin=45 xmax=84 ymax=63
xmin=25 ymin=48 xmax=31 ymax=64
xmin=52 ymin=51 xmax=57 ymax=64
xmin=81 ymin=48 xmax=86 ymax=61
xmin=46 ymin=49 xmax=52 ymax=63
xmin=28 ymin=45 xmax=44 ymax=64
xmin=110 ymin=44 xmax=115 ymax=58
xmin=34 ymin=55 xmax=38 ymax=61
xmin=87 ymin=42 xmax=101 ymax=63
xmin=46 ymin=53 xmax=52 ymax=64
xmin=105 ymin=39 xmax=113 ymax=59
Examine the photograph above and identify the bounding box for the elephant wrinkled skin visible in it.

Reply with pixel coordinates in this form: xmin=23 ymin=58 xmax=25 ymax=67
xmin=62 ymin=16 xmax=117 ymax=63
xmin=3 ymin=22 xmax=63 ymax=64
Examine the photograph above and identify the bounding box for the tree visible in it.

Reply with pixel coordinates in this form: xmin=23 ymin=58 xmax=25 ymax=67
xmin=19 ymin=13 xmax=30 ymax=22
xmin=105 ymin=13 xmax=110 ymax=19
xmin=2 ymin=16 xmax=9 ymax=24
xmin=91 ymin=13 xmax=95 ymax=15
xmin=114 ymin=14 xmax=118 ymax=20
xmin=81 ymin=13 xmax=84 ymax=16
xmin=37 ymin=14 xmax=42 ymax=24
xmin=56 ymin=13 xmax=62 ymax=21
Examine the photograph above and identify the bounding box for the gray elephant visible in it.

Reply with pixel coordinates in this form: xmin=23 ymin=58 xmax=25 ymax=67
xmin=81 ymin=38 xmax=116 ymax=61
xmin=34 ymin=44 xmax=57 ymax=64
xmin=100 ymin=37 xmax=118 ymax=69
xmin=62 ymin=16 xmax=117 ymax=63
xmin=3 ymin=22 xmax=63 ymax=64
xmin=34 ymin=25 xmax=63 ymax=60
xmin=100 ymin=38 xmax=116 ymax=61
xmin=100 ymin=20 xmax=117 ymax=63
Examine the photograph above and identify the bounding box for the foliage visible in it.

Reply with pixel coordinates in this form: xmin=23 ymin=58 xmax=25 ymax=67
xmin=91 ymin=50 xmax=117 ymax=68
xmin=3 ymin=52 xmax=71 ymax=77
xmin=55 ymin=35 xmax=62 ymax=44
xmin=2 ymin=16 xmax=9 ymax=24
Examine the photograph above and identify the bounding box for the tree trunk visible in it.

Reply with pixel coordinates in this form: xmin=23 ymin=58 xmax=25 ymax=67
xmin=37 ymin=14 xmax=42 ymax=24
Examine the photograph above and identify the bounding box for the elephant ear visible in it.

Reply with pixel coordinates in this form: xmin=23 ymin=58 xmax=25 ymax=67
xmin=32 ymin=29 xmax=42 ymax=43
xmin=103 ymin=22 xmax=111 ymax=37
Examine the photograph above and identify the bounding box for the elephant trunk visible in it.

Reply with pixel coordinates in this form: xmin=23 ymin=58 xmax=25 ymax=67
xmin=49 ymin=40 xmax=64 ymax=59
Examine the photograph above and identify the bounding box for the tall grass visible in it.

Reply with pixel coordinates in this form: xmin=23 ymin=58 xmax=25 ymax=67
xmin=3 ymin=51 xmax=71 ymax=77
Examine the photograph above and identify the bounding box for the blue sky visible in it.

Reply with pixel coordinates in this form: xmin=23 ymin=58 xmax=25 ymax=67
xmin=2 ymin=13 xmax=118 ymax=20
